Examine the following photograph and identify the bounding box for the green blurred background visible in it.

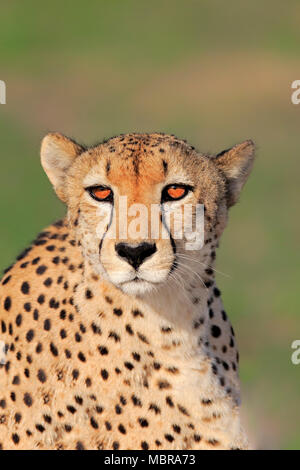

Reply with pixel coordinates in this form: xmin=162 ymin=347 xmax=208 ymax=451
xmin=1 ymin=0 xmax=299 ymax=449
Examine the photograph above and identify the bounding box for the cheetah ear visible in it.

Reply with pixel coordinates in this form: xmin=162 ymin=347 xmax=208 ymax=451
xmin=214 ymin=140 xmax=255 ymax=207
xmin=41 ymin=133 xmax=85 ymax=202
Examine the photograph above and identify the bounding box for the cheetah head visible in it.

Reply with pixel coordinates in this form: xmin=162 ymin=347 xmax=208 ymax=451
xmin=41 ymin=133 xmax=255 ymax=296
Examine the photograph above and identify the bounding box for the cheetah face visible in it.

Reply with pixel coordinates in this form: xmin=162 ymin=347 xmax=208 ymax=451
xmin=41 ymin=133 xmax=255 ymax=296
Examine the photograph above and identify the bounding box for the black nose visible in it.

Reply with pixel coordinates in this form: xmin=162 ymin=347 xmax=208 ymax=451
xmin=115 ymin=242 xmax=157 ymax=270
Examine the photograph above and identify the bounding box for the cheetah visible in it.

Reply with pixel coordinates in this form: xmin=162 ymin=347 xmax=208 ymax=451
xmin=0 ymin=132 xmax=255 ymax=450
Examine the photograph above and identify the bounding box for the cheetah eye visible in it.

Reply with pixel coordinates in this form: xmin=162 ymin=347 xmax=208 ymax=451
xmin=87 ymin=186 xmax=113 ymax=203
xmin=161 ymin=184 xmax=193 ymax=203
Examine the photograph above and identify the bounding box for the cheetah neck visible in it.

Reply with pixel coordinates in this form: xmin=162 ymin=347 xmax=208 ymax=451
xmin=142 ymin=276 xmax=210 ymax=331
xmin=71 ymin=256 xmax=245 ymax=448
xmin=85 ymin=257 xmax=212 ymax=341
xmin=77 ymin=259 xmax=240 ymax=403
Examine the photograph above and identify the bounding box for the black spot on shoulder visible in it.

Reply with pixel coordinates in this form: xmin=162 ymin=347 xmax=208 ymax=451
xmin=36 ymin=265 xmax=47 ymax=275
xmin=213 ymin=287 xmax=221 ymax=297
xmin=67 ymin=405 xmax=77 ymax=414
xmin=137 ymin=332 xmax=149 ymax=344
xmin=2 ymin=275 xmax=11 ymax=286
xmin=49 ymin=298 xmax=60 ymax=309
xmin=149 ymin=403 xmax=161 ymax=414
xmin=75 ymin=332 xmax=82 ymax=342
xmin=46 ymin=245 xmax=56 ymax=252
xmin=44 ymin=277 xmax=53 ymax=287
xmin=85 ymin=289 xmax=93 ymax=299
xmin=132 ymin=309 xmax=143 ymax=318
xmin=0 ymin=399 xmax=6 ymax=409
xmin=141 ymin=441 xmax=149 ymax=450
xmin=1 ymin=321 xmax=6 ymax=333
xmin=37 ymin=369 xmax=47 ymax=383
xmin=44 ymin=319 xmax=51 ymax=331
xmin=124 ymin=361 xmax=134 ymax=370
xmin=211 ymin=325 xmax=221 ymax=338
xmin=118 ymin=424 xmax=126 ymax=434
xmin=23 ymin=393 xmax=33 ymax=407
xmin=101 ymin=369 xmax=109 ymax=380
xmin=50 ymin=343 xmax=58 ymax=356
xmin=35 ymin=423 xmax=45 ymax=433
xmin=37 ymin=294 xmax=45 ymax=304
xmin=165 ymin=434 xmax=174 ymax=443
xmin=166 ymin=396 xmax=174 ymax=407
xmin=78 ymin=352 xmax=86 ymax=362
xmin=138 ymin=417 xmax=148 ymax=427
xmin=113 ymin=308 xmax=123 ymax=317
xmin=60 ymin=329 xmax=67 ymax=339
xmin=177 ymin=404 xmax=190 ymax=416
xmin=12 ymin=433 xmax=20 ymax=444
xmin=14 ymin=413 xmax=22 ymax=423
xmin=90 ymin=417 xmax=99 ymax=429
xmin=158 ymin=380 xmax=171 ymax=390
xmin=98 ymin=346 xmax=108 ymax=355
xmin=33 ymin=309 xmax=39 ymax=320
xmin=126 ymin=324 xmax=134 ymax=335
xmin=105 ymin=421 xmax=112 ymax=431
xmin=4 ymin=297 xmax=11 ymax=311
xmin=131 ymin=395 xmax=142 ymax=407
xmin=26 ymin=330 xmax=34 ymax=342
xmin=21 ymin=282 xmax=30 ymax=295
xmin=76 ymin=441 xmax=85 ymax=450
xmin=34 ymin=239 xmax=47 ymax=246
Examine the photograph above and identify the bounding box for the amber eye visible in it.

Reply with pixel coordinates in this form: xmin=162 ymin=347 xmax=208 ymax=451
xmin=162 ymin=184 xmax=192 ymax=202
xmin=88 ymin=186 xmax=113 ymax=202
xmin=167 ymin=187 xmax=186 ymax=199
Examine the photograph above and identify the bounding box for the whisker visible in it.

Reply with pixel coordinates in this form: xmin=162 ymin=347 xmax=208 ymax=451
xmin=176 ymin=253 xmax=230 ymax=278
xmin=167 ymin=271 xmax=192 ymax=305
xmin=175 ymin=262 xmax=207 ymax=289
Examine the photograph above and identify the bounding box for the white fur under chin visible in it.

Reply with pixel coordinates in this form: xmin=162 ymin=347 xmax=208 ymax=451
xmin=119 ymin=279 xmax=156 ymax=296
xmin=104 ymin=264 xmax=171 ymax=296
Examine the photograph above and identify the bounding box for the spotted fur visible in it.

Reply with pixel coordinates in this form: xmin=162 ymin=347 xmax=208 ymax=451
xmin=0 ymin=133 xmax=255 ymax=450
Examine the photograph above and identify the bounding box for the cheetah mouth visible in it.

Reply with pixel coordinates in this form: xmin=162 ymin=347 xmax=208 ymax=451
xmin=120 ymin=275 xmax=158 ymax=287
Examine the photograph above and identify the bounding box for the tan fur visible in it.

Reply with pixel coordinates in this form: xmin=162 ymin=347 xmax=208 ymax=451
xmin=0 ymin=133 xmax=255 ymax=450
